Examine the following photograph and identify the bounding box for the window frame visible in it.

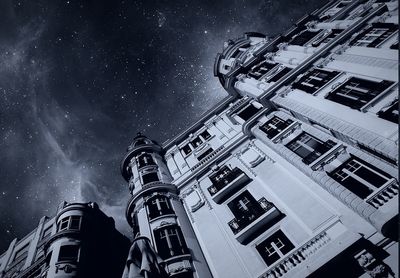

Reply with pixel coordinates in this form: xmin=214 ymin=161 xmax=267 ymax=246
xmin=256 ymin=229 xmax=295 ymax=266
xmin=328 ymin=155 xmax=395 ymax=200
xmin=153 ymin=224 xmax=189 ymax=260
xmin=325 ymin=77 xmax=394 ymax=111
xmin=259 ymin=116 xmax=294 ymax=139
xmin=146 ymin=195 xmax=175 ymax=220
xmin=58 ymin=215 xmax=82 ymax=232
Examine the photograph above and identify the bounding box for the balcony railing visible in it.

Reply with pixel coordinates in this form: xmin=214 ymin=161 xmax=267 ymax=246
xmin=258 ymin=231 xmax=331 ymax=278
xmin=367 ymin=178 xmax=399 ymax=208
xmin=207 ymin=168 xmax=250 ymax=203
xmin=228 ymin=198 xmax=281 ymax=244
xmin=302 ymin=140 xmax=336 ymax=165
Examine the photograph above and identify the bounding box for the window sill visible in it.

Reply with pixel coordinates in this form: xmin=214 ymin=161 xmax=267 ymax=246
xmin=309 ymin=143 xmax=346 ymax=171
xmin=271 ymin=121 xmax=301 ymax=143
xmin=149 ymin=213 xmax=176 ymax=223
xmin=359 ymin=82 xmax=397 ymax=113
xmin=232 ymin=206 xmax=281 ymax=244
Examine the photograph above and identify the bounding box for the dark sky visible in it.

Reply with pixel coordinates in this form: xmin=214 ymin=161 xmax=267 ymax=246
xmin=0 ymin=0 xmax=325 ymax=252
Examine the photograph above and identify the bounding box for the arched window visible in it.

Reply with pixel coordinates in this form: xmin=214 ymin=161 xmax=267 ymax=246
xmin=146 ymin=195 xmax=174 ymax=220
xmin=154 ymin=225 xmax=189 ymax=259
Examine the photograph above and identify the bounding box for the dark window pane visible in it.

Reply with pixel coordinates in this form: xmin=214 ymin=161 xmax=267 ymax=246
xmin=70 ymin=216 xmax=81 ymax=230
xmin=354 ymin=167 xmax=388 ymax=188
xmin=154 ymin=225 xmax=188 ymax=260
xmin=191 ymin=136 xmax=203 ymax=148
xmin=260 ymin=117 xmax=293 ymax=139
xmin=292 ymin=69 xmax=340 ymax=94
xmin=182 ymin=144 xmax=192 ymax=155
xmin=290 ymin=30 xmax=321 ymax=46
xmin=333 ymin=172 xmax=372 ymax=199
xmin=248 ymin=61 xmax=277 ymax=80
xmin=328 ymin=156 xmax=392 ymax=199
xmin=228 ymin=191 xmax=263 ymax=222
xmin=350 ymin=23 xmax=398 ymax=48
xmin=200 ymin=130 xmax=211 ymax=140
xmin=197 ymin=148 xmax=214 ymax=161
xmin=269 ymin=67 xmax=291 ymax=83
xmin=378 ymin=100 xmax=398 ymax=124
xmin=326 ymin=77 xmax=393 ymax=110
xmin=59 ymin=219 xmax=69 ymax=231
xmin=237 ymin=104 xmax=261 ymax=121
xmin=137 ymin=153 xmax=156 ymax=168
xmin=142 ymin=172 xmax=159 ymax=184
xmin=256 ymin=230 xmax=295 ymax=266
xmin=58 ymin=245 xmax=79 ymax=262
xmin=147 ymin=196 xmax=174 ymax=220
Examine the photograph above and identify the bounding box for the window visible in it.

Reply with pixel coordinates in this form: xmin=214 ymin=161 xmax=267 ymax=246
xmin=180 ymin=129 xmax=212 ymax=156
xmin=58 ymin=216 xmax=82 ymax=231
xmin=227 ymin=191 xmax=270 ymax=233
xmin=181 ymin=144 xmax=192 ymax=155
xmin=328 ymin=155 xmax=394 ymax=199
xmin=199 ymin=130 xmax=211 ymax=140
xmin=292 ymin=69 xmax=340 ymax=94
xmin=142 ymin=172 xmax=159 ymax=184
xmin=256 ymin=230 xmax=295 ymax=266
xmin=237 ymin=104 xmax=261 ymax=121
xmin=248 ymin=61 xmax=277 ymax=80
xmin=268 ymin=67 xmax=291 ymax=83
xmin=350 ymin=23 xmax=398 ymax=48
xmin=208 ymin=167 xmax=244 ymax=195
xmin=312 ymin=29 xmax=343 ymax=47
xmin=191 ymin=136 xmax=203 ymax=148
xmin=378 ymin=100 xmax=398 ymax=124
xmin=197 ymin=148 xmax=214 ymax=161
xmin=146 ymin=195 xmax=174 ymax=220
xmin=154 ymin=225 xmax=189 ymax=260
xmin=137 ymin=153 xmax=156 ymax=169
xmin=289 ymin=30 xmax=321 ymax=46
xmin=12 ymin=243 xmax=30 ymax=263
xmin=58 ymin=245 xmax=79 ymax=262
xmin=326 ymin=77 xmax=394 ymax=110
xmin=286 ymin=132 xmax=336 ymax=165
xmin=41 ymin=226 xmax=52 ymax=240
xmin=260 ymin=116 xmax=293 ymax=139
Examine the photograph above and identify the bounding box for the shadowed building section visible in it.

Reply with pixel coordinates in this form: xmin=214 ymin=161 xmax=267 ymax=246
xmin=0 ymin=202 xmax=130 ymax=278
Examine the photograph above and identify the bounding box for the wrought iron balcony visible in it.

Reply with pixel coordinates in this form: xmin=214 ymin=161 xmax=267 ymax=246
xmin=228 ymin=198 xmax=280 ymax=244
xmin=302 ymin=140 xmax=336 ymax=165
xmin=207 ymin=168 xmax=250 ymax=204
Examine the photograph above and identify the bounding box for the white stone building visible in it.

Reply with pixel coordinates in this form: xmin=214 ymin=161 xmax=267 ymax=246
xmin=1 ymin=0 xmax=398 ymax=277
xmin=121 ymin=0 xmax=398 ymax=277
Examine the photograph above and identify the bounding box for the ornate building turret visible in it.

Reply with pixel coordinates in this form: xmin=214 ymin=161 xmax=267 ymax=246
xmin=121 ymin=133 xmax=212 ymax=278
xmin=43 ymin=202 xmax=129 ymax=278
xmin=214 ymin=32 xmax=267 ymax=96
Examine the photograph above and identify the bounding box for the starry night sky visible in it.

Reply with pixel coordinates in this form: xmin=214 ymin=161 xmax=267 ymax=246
xmin=0 ymin=0 xmax=326 ymax=252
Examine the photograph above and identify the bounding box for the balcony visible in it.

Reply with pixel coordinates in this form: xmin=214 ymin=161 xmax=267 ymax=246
xmin=207 ymin=168 xmax=251 ymax=204
xmin=228 ymin=198 xmax=281 ymax=244
xmin=367 ymin=178 xmax=399 ymax=208
xmin=271 ymin=121 xmax=301 ymax=143
xmin=302 ymin=140 xmax=336 ymax=166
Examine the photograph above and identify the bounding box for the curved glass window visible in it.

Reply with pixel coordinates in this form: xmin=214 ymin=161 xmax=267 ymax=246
xmin=147 ymin=195 xmax=174 ymax=220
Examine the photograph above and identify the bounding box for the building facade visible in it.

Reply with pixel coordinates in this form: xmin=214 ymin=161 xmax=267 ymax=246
xmin=0 ymin=202 xmax=129 ymax=278
xmin=1 ymin=0 xmax=398 ymax=277
xmin=122 ymin=0 xmax=398 ymax=277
